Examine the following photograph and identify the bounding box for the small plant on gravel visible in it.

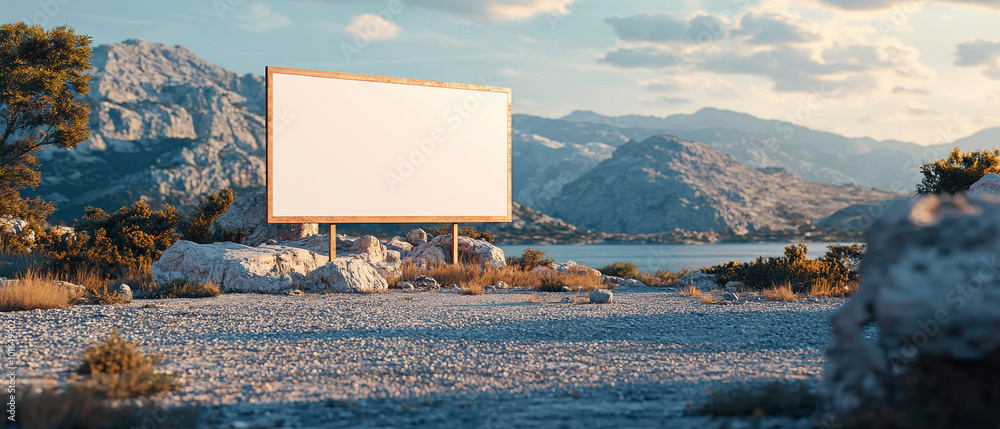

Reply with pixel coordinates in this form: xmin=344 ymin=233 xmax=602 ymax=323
xmin=0 ymin=270 xmax=80 ymax=311
xmin=138 ymin=278 xmax=222 ymax=299
xmin=679 ymin=285 xmax=702 ymax=298
xmin=761 ymin=283 xmax=797 ymax=302
xmin=77 ymin=330 xmax=178 ymax=399
xmin=690 ymin=380 xmax=817 ymax=418
xmin=461 ymin=283 xmax=485 ymax=295
xmin=526 ymin=293 xmax=544 ymax=304
xmin=699 ymin=295 xmax=723 ymax=305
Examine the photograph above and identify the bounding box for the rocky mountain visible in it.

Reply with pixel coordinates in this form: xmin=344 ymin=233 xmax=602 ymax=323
xmin=548 ymin=135 xmax=901 ymax=235
xmin=25 ymin=39 xmax=928 ymax=242
xmin=34 ymin=39 xmax=266 ymax=222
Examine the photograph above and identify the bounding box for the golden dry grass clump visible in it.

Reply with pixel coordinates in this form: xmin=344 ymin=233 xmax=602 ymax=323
xmin=393 ymin=262 xmax=607 ymax=292
xmin=77 ymin=330 xmax=178 ymax=399
xmin=0 ymin=270 xmax=80 ymax=312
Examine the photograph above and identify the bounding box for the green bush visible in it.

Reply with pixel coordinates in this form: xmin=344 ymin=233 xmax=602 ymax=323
xmin=598 ymin=261 xmax=640 ymax=279
xmin=917 ymin=147 xmax=1000 ymax=195
xmin=37 ymin=200 xmax=179 ymax=279
xmin=179 ymin=188 xmax=235 ymax=244
xmin=702 ymin=244 xmax=862 ymax=294
xmin=425 ymin=224 xmax=495 ymax=244
xmin=507 ymin=248 xmax=554 ymax=272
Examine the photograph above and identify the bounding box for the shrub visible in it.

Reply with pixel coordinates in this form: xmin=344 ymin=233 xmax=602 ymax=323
xmin=701 ymin=244 xmax=862 ymax=294
xmin=598 ymin=261 xmax=639 ymax=280
xmin=179 ymin=188 xmax=235 ymax=244
xmin=38 ymin=200 xmax=179 ymax=279
xmin=137 ymin=278 xmax=222 ymax=299
xmin=761 ymin=283 xmax=797 ymax=302
xmin=425 ymin=224 xmax=495 ymax=244
xmin=394 ymin=262 xmax=605 ymax=291
xmin=917 ymin=147 xmax=1000 ymax=195
xmin=507 ymin=248 xmax=554 ymax=272
xmin=679 ymin=285 xmax=702 ymax=298
xmin=77 ymin=330 xmax=177 ymax=399
xmin=0 ymin=270 xmax=78 ymax=311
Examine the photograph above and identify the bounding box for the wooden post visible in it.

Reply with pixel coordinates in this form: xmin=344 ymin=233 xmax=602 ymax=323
xmin=451 ymin=223 xmax=459 ymax=266
xmin=329 ymin=224 xmax=336 ymax=262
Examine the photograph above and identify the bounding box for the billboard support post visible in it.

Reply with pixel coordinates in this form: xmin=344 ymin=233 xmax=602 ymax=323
xmin=329 ymin=224 xmax=336 ymax=262
xmin=451 ymin=223 xmax=459 ymax=266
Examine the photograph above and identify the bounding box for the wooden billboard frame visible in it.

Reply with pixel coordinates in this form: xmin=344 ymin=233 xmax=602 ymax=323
xmin=266 ymin=67 xmax=512 ymax=263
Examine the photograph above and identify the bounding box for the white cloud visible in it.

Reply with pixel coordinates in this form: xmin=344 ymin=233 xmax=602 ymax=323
xmin=600 ymin=10 xmax=934 ymax=97
xmin=345 ymin=14 xmax=402 ymax=40
xmin=235 ymin=3 xmax=290 ymax=32
xmin=318 ymin=0 xmax=575 ymax=23
xmin=955 ymin=40 xmax=1000 ymax=79
xmin=814 ymin=0 xmax=1000 ymax=11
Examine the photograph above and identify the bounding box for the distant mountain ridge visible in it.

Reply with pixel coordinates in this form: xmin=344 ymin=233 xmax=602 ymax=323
xmin=548 ymin=135 xmax=899 ymax=235
xmin=25 ymin=39 xmax=983 ymax=242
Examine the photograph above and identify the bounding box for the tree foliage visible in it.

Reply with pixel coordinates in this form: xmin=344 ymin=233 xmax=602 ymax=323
xmin=917 ymin=147 xmax=1000 ymax=195
xmin=37 ymin=201 xmax=179 ymax=278
xmin=179 ymin=188 xmax=236 ymax=244
xmin=0 ymin=23 xmax=92 ymax=224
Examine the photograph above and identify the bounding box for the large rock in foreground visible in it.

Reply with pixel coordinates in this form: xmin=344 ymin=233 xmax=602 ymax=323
xmin=151 ymin=240 xmax=327 ymax=293
xmin=305 ymin=259 xmax=388 ymax=294
xmin=822 ymin=193 xmax=1000 ymax=427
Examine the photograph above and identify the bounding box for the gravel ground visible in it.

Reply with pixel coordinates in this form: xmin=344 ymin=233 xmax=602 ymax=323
xmin=14 ymin=287 xmax=849 ymax=428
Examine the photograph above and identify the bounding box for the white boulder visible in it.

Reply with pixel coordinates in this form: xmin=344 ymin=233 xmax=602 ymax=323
xmin=408 ymin=242 xmax=447 ymax=266
xmin=589 ymin=289 xmax=613 ymax=304
xmin=211 ymin=191 xmax=318 ymax=246
xmin=429 ymin=235 xmax=506 ymax=268
xmin=151 ymin=240 xmax=328 ymax=293
xmin=968 ymin=173 xmax=1000 ymax=200
xmin=822 ymin=194 xmax=1000 ymax=421
xmin=304 ymin=259 xmax=388 ymax=294
xmin=349 ymin=235 xmax=387 ymax=264
xmin=405 ymin=228 xmax=428 ymax=244
xmin=680 ymin=272 xmax=717 ymax=289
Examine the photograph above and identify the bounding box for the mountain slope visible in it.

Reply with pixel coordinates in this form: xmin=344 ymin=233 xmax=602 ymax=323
xmin=549 ymin=135 xmax=900 ymax=235
xmin=34 ymin=39 xmax=266 ymax=222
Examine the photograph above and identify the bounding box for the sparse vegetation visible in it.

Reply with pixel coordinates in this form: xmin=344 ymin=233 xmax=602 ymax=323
xmin=690 ymin=380 xmax=817 ymax=418
xmin=425 ymin=224 xmax=495 ymax=244
xmin=179 ymin=188 xmax=237 ymax=244
xmin=394 ymin=261 xmax=606 ymax=292
xmin=77 ymin=330 xmax=178 ymax=399
xmin=506 ymin=248 xmax=554 ymax=271
xmin=137 ymin=278 xmax=222 ymax=299
xmin=0 ymin=270 xmax=80 ymax=311
xmin=917 ymin=146 xmax=1000 ymax=195
xmin=598 ymin=261 xmax=640 ymax=279
xmin=702 ymin=244 xmax=863 ymax=295
xmin=761 ymin=283 xmax=797 ymax=302
xmin=37 ymin=200 xmax=179 ymax=280
xmin=679 ymin=285 xmax=702 ymax=298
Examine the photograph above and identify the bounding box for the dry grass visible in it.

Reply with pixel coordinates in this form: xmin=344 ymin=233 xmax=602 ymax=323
xmin=761 ymin=283 xmax=798 ymax=302
xmin=396 ymin=262 xmax=606 ymax=291
xmin=461 ymin=283 xmax=485 ymax=295
xmin=77 ymin=330 xmax=178 ymax=399
xmin=0 ymin=270 xmax=80 ymax=312
xmin=138 ymin=278 xmax=222 ymax=299
xmin=699 ymin=295 xmax=723 ymax=305
xmin=679 ymin=285 xmax=703 ymax=298
xmin=808 ymin=278 xmax=859 ymax=298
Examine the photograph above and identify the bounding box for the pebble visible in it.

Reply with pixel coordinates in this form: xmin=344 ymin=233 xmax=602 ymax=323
xmin=12 ymin=289 xmax=846 ymax=428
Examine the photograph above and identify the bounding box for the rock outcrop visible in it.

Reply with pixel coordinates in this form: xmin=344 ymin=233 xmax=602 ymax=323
xmin=212 ymin=191 xmax=317 ymax=246
xmin=151 ymin=240 xmax=328 ymax=293
xmin=429 ymin=235 xmax=506 ymax=268
xmin=549 ymin=135 xmax=900 ymax=235
xmin=305 ymin=259 xmax=388 ymax=294
xmin=822 ymin=193 xmax=1000 ymax=426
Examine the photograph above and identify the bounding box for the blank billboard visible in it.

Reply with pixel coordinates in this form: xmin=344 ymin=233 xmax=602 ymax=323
xmin=267 ymin=67 xmax=512 ymax=223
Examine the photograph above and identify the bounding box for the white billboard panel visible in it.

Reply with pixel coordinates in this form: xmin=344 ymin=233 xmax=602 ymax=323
xmin=267 ymin=67 xmax=512 ymax=223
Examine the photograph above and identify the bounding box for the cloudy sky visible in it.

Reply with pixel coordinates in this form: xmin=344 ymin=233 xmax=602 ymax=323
xmin=4 ymin=0 xmax=1000 ymax=144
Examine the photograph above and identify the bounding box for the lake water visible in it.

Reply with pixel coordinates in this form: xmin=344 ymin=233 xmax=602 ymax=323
xmin=500 ymin=242 xmax=852 ymax=272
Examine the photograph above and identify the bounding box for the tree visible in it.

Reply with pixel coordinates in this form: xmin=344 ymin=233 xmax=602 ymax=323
xmin=0 ymin=23 xmax=92 ymax=225
xmin=917 ymin=147 xmax=1000 ymax=195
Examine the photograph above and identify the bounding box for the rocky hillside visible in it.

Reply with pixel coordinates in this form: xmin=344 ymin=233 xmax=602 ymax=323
xmin=549 ymin=135 xmax=901 ymax=235
xmin=34 ymin=39 xmax=266 ymax=222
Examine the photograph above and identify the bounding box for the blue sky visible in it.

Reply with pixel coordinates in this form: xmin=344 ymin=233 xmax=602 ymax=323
xmin=4 ymin=0 xmax=1000 ymax=145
